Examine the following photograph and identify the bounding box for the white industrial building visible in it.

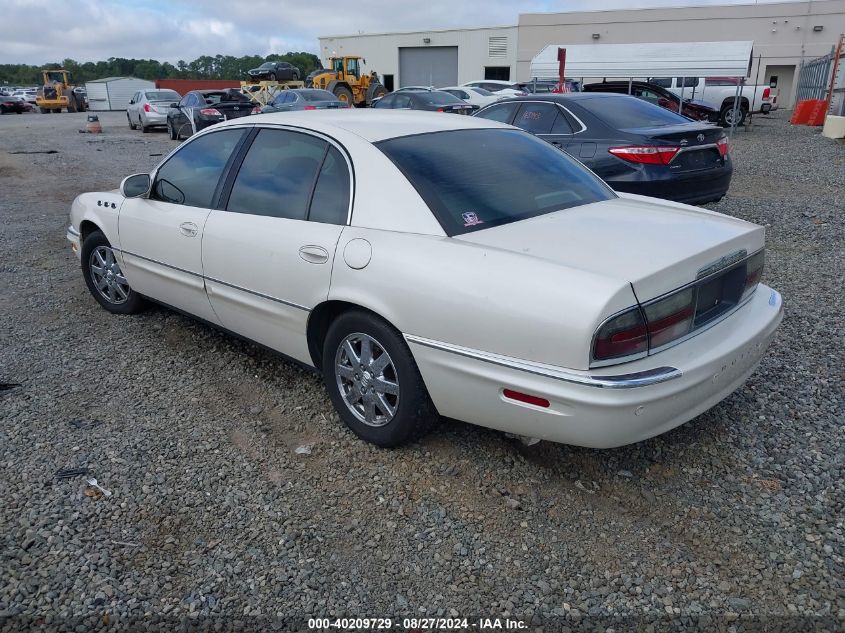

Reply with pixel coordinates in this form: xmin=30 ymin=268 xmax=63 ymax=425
xmin=85 ymin=76 xmax=155 ymax=111
xmin=318 ymin=0 xmax=845 ymax=107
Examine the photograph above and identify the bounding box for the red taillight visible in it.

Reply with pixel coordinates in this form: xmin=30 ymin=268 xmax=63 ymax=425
xmin=143 ymin=103 xmax=151 ymax=112
xmin=608 ymin=146 xmax=680 ymax=165
xmin=716 ymin=136 xmax=729 ymax=157
xmin=762 ymin=87 xmax=770 ymax=99
xmin=436 ymin=107 xmax=444 ymax=112
xmin=502 ymin=389 xmax=550 ymax=408
xmin=593 ymin=308 xmax=648 ymax=362
xmin=741 ymin=250 xmax=765 ymax=301
xmin=250 ymin=105 xmax=262 ymax=114
xmin=199 ymin=107 xmax=221 ymax=116
xmin=303 ymin=105 xmax=317 ymax=110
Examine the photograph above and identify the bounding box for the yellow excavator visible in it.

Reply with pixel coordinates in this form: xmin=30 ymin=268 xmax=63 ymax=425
xmin=36 ymin=69 xmax=85 ymax=113
xmin=306 ymin=56 xmax=386 ymax=107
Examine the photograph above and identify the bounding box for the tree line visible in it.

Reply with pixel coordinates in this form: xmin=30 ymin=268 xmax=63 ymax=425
xmin=0 ymin=52 xmax=321 ymax=86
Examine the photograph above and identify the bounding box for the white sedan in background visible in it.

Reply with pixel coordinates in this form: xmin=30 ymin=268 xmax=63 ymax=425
xmin=439 ymin=86 xmax=503 ymax=107
xmin=66 ymin=111 xmax=782 ymax=449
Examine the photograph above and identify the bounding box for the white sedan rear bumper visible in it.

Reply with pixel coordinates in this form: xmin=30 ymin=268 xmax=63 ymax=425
xmin=407 ymin=285 xmax=783 ymax=448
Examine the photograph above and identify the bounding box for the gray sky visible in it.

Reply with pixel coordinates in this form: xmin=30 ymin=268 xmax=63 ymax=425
xmin=5 ymin=0 xmax=782 ymax=64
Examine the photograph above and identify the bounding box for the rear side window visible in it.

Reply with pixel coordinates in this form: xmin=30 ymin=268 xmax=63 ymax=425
xmin=377 ymin=129 xmax=614 ymax=236
xmin=151 ymin=129 xmax=247 ymax=208
xmin=308 ymin=146 xmax=350 ymax=225
xmin=581 ymin=95 xmax=689 ymax=129
xmin=475 ymin=102 xmax=518 ymax=123
xmin=227 ymin=129 xmax=326 ymax=219
xmin=416 ymin=92 xmax=462 ymax=105
xmin=513 ymin=103 xmax=558 ymax=134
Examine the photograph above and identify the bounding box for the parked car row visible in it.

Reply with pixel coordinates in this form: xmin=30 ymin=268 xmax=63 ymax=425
xmin=126 ymin=83 xmax=733 ymax=205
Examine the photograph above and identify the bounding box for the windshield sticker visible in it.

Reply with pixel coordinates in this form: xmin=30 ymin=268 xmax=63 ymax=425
xmin=462 ymin=212 xmax=483 ymax=227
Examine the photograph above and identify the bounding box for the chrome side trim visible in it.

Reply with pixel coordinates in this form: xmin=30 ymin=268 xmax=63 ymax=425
xmin=404 ymin=334 xmax=682 ymax=389
xmin=118 ymin=248 xmax=310 ymax=313
xmin=67 ymin=225 xmax=80 ymax=237
xmin=204 ymin=275 xmax=310 ymax=312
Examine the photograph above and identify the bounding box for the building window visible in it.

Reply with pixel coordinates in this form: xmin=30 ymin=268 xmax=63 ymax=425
xmin=488 ymin=36 xmax=507 ymax=58
xmin=485 ymin=66 xmax=510 ymax=81
xmin=383 ymin=74 xmax=394 ymax=92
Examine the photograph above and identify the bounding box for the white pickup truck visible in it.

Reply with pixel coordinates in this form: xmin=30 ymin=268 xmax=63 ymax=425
xmin=648 ymin=77 xmax=774 ymax=127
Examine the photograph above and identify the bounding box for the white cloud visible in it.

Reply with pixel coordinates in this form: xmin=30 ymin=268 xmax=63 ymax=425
xmin=3 ymin=0 xmax=783 ymax=64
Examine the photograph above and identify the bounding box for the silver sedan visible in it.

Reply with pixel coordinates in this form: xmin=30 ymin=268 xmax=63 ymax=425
xmin=126 ymin=89 xmax=182 ymax=133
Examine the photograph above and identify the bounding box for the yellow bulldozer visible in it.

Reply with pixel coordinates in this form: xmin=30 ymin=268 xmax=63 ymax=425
xmin=306 ymin=56 xmax=386 ymax=107
xmin=36 ymin=69 xmax=85 ymax=113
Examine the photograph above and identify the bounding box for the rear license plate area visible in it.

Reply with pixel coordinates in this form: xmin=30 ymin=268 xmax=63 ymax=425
xmin=694 ymin=264 xmax=745 ymax=327
xmin=674 ymin=148 xmax=721 ymax=171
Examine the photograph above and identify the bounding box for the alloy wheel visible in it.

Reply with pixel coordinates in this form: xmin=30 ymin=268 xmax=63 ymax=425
xmin=334 ymin=333 xmax=400 ymax=427
xmin=89 ymin=246 xmax=130 ymax=304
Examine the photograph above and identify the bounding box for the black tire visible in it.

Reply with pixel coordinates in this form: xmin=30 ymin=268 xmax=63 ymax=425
xmin=332 ymin=85 xmax=354 ymax=106
xmin=322 ymin=311 xmax=438 ymax=447
xmin=67 ymin=95 xmax=78 ymax=113
xmin=720 ymin=104 xmax=748 ymax=127
xmin=268 ymin=72 xmax=277 ymax=81
xmin=366 ymin=83 xmax=387 ymax=105
xmin=141 ymin=118 xmax=149 ymax=133
xmin=81 ymin=231 xmax=145 ymax=314
xmin=167 ymin=119 xmax=178 ymax=140
xmin=127 ymin=114 xmax=136 ymax=130
xmin=39 ymin=107 xmax=49 ymax=114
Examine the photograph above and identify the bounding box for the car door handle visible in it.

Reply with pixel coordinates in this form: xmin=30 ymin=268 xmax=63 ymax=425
xmin=179 ymin=222 xmax=198 ymax=237
xmin=299 ymin=245 xmax=329 ymax=264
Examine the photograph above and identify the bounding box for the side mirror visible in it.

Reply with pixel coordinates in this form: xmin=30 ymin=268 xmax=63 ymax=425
xmin=170 ymin=102 xmax=179 ymax=108
xmin=129 ymin=100 xmax=134 ymax=104
xmin=121 ymin=173 xmax=151 ymax=198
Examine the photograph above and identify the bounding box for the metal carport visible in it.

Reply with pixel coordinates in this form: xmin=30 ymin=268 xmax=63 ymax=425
xmin=529 ymin=41 xmax=754 ymax=132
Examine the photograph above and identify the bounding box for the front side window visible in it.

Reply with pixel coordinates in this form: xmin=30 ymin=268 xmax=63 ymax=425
xmin=226 ymin=129 xmax=327 ymax=219
xmin=151 ymin=129 xmax=247 ymax=207
xmin=377 ymin=129 xmax=614 ymax=236
xmin=475 ymin=102 xmax=518 ymax=124
xmin=649 ymin=77 xmax=672 ymax=88
xmin=308 ymin=146 xmax=350 ymax=225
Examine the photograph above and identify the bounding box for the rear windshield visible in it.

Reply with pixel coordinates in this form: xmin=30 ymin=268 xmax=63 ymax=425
xmin=582 ymin=95 xmax=690 ymax=129
xmin=377 ymin=129 xmax=614 ymax=236
xmin=146 ymin=90 xmax=180 ymax=102
xmin=415 ymin=92 xmax=463 ymax=105
xmin=299 ymin=89 xmax=337 ymax=102
xmin=470 ymin=87 xmax=494 ymax=96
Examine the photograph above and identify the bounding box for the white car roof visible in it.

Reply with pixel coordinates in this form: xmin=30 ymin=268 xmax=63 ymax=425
xmin=217 ymin=109 xmax=511 ymax=143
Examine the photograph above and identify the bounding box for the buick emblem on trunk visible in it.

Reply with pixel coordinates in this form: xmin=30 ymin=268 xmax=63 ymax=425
xmin=680 ymin=139 xmax=688 ymax=146
xmin=697 ymin=133 xmax=705 ymax=142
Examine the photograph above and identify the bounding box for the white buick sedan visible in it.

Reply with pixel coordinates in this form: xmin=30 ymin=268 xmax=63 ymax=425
xmin=67 ymin=111 xmax=783 ymax=448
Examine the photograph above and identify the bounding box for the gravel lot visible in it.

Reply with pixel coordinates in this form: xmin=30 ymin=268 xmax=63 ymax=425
xmin=0 ymin=110 xmax=842 ymax=632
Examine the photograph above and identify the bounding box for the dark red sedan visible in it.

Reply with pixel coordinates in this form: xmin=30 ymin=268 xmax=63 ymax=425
xmin=0 ymin=95 xmax=31 ymax=114
xmin=584 ymin=81 xmax=719 ymax=123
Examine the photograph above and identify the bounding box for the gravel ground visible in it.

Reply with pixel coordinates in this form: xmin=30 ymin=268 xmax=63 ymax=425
xmin=0 ymin=110 xmax=842 ymax=632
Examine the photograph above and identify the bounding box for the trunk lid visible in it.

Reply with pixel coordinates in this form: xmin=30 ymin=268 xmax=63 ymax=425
xmin=455 ymin=194 xmax=764 ymax=302
xmin=211 ymin=102 xmax=253 ymax=119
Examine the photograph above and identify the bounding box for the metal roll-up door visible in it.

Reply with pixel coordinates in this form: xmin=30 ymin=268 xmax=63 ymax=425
xmin=399 ymin=47 xmax=458 ymax=88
